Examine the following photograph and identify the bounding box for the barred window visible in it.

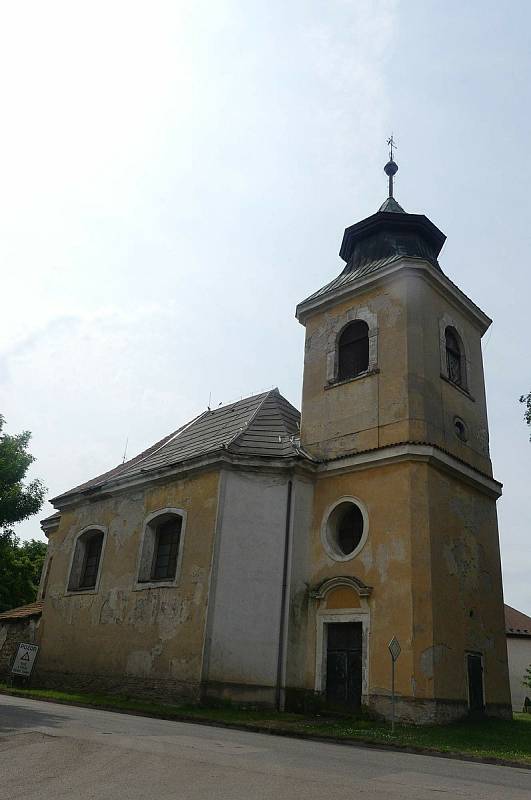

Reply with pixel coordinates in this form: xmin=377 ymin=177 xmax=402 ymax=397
xmin=151 ymin=518 xmax=182 ymax=581
xmin=338 ymin=321 xmax=369 ymax=380
xmin=80 ymin=534 xmax=103 ymax=588
xmin=68 ymin=529 xmax=104 ymax=592
xmin=137 ymin=510 xmax=185 ymax=585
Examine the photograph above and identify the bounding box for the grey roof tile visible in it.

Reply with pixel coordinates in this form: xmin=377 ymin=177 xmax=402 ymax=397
xmin=299 ymin=254 xmax=405 ymax=307
xmin=53 ymin=389 xmax=303 ymax=503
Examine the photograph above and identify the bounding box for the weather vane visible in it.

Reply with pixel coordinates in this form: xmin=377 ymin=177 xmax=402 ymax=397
xmin=387 ymin=134 xmax=397 ymax=162
xmin=384 ymin=135 xmax=398 ymax=198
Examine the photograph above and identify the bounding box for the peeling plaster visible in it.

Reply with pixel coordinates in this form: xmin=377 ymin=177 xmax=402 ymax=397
xmin=375 ymin=537 xmax=406 ymax=583
xmin=99 ymin=590 xmax=128 ymax=625
xmin=420 ymin=644 xmax=450 ymax=679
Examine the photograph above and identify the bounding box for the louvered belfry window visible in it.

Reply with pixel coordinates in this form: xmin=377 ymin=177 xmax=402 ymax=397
xmin=445 ymin=327 xmax=463 ymax=386
xmin=79 ymin=532 xmax=104 ymax=588
xmin=338 ymin=320 xmax=369 ymax=380
xmin=152 ymin=517 xmax=182 ymax=581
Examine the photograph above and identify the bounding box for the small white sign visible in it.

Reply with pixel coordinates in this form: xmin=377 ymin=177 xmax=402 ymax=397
xmin=388 ymin=636 xmax=401 ymax=662
xmin=11 ymin=643 xmax=39 ymax=677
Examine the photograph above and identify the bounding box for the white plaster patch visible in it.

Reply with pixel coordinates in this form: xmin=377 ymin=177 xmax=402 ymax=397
xmin=375 ymin=536 xmax=406 ymax=582
xmin=420 ymin=644 xmax=450 ymax=679
xmin=359 ymin=546 xmax=373 ymax=570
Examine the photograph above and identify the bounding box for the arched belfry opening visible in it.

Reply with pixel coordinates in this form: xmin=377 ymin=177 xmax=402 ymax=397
xmin=337 ymin=321 xmax=369 ymax=380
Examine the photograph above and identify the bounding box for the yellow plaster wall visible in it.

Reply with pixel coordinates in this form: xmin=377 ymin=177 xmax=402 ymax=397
xmin=324 ymin=588 xmax=361 ymax=610
xmin=405 ymin=274 xmax=492 ymax=475
xmin=300 ymin=279 xmax=409 ymax=460
xmin=427 ymin=468 xmax=510 ymax=706
xmin=302 ymin=459 xmax=509 ymax=709
xmin=299 ymin=269 xmax=492 ymax=476
xmin=305 ymin=462 xmax=430 ymax=700
xmin=38 ymin=470 xmax=220 ymax=686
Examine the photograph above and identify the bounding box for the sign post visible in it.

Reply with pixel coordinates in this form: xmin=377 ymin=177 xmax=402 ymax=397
xmin=11 ymin=643 xmax=39 ymax=681
xmin=388 ymin=636 xmax=401 ymax=734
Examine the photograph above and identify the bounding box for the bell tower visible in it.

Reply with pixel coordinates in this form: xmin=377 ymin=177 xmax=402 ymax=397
xmin=294 ymin=148 xmax=511 ymax=722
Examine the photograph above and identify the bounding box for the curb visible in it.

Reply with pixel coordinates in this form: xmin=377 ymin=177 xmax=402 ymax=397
xmin=1 ymin=688 xmax=529 ymax=771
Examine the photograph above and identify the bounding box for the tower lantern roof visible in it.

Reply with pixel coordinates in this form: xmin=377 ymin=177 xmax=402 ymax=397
xmin=339 ymin=145 xmax=446 ymax=272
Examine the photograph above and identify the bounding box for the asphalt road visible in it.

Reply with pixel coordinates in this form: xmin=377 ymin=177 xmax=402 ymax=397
xmin=0 ymin=695 xmax=530 ymax=799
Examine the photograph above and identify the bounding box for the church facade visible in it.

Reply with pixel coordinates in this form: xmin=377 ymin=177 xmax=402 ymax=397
xmin=35 ymin=163 xmax=511 ymax=723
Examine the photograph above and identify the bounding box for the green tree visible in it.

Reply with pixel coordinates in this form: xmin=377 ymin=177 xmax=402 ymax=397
xmin=520 ymin=392 xmax=531 ymax=439
xmin=0 ymin=532 xmax=47 ymax=612
xmin=0 ymin=415 xmax=47 ymax=611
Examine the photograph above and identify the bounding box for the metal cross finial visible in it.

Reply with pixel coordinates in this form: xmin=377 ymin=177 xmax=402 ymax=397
xmin=387 ymin=134 xmax=397 ymax=162
xmin=384 ymin=135 xmax=399 ymax=198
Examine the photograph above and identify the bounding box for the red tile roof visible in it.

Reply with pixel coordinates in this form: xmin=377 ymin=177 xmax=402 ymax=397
xmin=0 ymin=601 xmax=43 ymax=622
xmin=505 ymin=604 xmax=531 ymax=636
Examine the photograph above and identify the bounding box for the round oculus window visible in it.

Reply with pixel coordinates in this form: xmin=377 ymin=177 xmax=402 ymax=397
xmin=454 ymin=417 xmax=468 ymax=442
xmin=323 ymin=499 xmax=367 ymax=561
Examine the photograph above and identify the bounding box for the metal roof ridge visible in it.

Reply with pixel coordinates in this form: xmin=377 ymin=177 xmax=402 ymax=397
xmin=225 ymin=388 xmax=277 ymax=452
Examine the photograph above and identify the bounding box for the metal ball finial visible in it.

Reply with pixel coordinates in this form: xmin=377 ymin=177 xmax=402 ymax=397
xmin=385 ymin=135 xmax=398 ymax=197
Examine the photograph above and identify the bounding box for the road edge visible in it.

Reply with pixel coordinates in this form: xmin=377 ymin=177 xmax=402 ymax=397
xmin=0 ymin=688 xmax=529 ymax=771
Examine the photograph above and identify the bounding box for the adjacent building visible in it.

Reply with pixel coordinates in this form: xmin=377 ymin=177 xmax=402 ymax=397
xmin=505 ymin=604 xmax=531 ymax=712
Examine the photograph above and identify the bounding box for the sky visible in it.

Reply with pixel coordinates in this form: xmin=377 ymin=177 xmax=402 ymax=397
xmin=1 ymin=1 xmax=530 ymax=613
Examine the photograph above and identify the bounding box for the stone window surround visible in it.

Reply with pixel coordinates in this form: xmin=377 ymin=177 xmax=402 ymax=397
xmin=321 ymin=496 xmax=369 ymax=563
xmin=65 ymin=525 xmax=107 ymax=596
xmin=134 ymin=507 xmax=187 ymax=591
xmin=439 ymin=314 xmax=471 ymax=396
xmin=315 ymin=608 xmax=370 ymax=700
xmin=325 ymin=306 xmax=378 ymax=385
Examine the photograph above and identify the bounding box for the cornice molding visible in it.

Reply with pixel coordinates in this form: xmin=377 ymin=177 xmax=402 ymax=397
xmin=51 ymin=450 xmax=317 ymax=512
xmin=319 ymin=442 xmax=502 ymax=498
xmin=310 ymin=575 xmax=373 ymax=600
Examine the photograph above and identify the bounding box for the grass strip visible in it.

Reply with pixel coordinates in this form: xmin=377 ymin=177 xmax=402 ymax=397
xmin=1 ymin=683 xmax=529 ymax=767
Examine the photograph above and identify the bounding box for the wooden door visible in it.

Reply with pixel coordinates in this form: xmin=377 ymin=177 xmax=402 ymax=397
xmin=467 ymin=653 xmax=485 ymax=714
xmin=326 ymin=622 xmax=362 ymax=710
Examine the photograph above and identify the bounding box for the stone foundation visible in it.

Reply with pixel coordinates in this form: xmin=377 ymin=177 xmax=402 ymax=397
xmin=368 ymin=693 xmax=512 ymax=724
xmin=34 ymin=669 xmax=200 ymax=703
xmin=201 ymin=680 xmax=278 ymax=708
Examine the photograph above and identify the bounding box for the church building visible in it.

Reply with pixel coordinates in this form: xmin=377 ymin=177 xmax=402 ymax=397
xmin=35 ymin=155 xmax=511 ymax=723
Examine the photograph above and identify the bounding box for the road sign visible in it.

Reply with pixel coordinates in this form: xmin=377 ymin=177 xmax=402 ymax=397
xmin=388 ymin=636 xmax=401 ymax=734
xmin=11 ymin=643 xmax=39 ymax=678
xmin=388 ymin=636 xmax=401 ymax=662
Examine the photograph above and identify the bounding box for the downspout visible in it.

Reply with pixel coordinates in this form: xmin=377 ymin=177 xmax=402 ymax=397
xmin=275 ymin=478 xmax=293 ymax=711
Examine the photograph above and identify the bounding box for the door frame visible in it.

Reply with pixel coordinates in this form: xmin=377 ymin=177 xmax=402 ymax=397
xmin=315 ymin=609 xmax=370 ymax=702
